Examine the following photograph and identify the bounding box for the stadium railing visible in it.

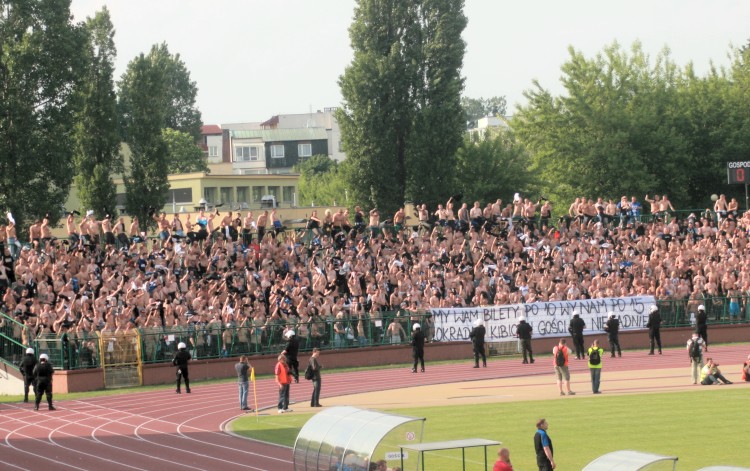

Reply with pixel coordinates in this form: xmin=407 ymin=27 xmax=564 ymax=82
xmin=2 ymin=293 xmax=749 ymax=370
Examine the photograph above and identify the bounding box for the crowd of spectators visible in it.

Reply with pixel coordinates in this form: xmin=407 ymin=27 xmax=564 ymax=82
xmin=0 ymin=192 xmax=749 ymax=368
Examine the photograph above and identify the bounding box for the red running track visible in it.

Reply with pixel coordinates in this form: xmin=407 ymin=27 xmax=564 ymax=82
xmin=1 ymin=344 xmax=747 ymax=470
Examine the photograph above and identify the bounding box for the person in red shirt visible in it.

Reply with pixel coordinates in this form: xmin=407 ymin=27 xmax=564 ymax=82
xmin=493 ymin=447 xmax=513 ymax=471
xmin=553 ymin=339 xmax=576 ymax=396
xmin=275 ymin=353 xmax=293 ymax=413
xmin=742 ymin=354 xmax=750 ymax=382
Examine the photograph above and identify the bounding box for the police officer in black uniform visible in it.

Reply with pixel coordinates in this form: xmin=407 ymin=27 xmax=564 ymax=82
xmin=568 ymin=312 xmax=586 ymax=360
xmin=605 ymin=312 xmax=622 ymax=358
xmin=469 ymin=319 xmax=486 ymax=368
xmin=173 ymin=342 xmax=192 ymax=393
xmin=411 ymin=323 xmax=425 ymax=373
xmin=516 ymin=316 xmax=535 ymax=364
xmin=696 ymin=304 xmax=708 ymax=350
xmin=20 ymin=347 xmax=37 ymax=402
xmin=647 ymin=304 xmax=662 ymax=355
xmin=282 ymin=329 xmax=300 ymax=383
xmin=32 ymin=353 xmax=55 ymax=411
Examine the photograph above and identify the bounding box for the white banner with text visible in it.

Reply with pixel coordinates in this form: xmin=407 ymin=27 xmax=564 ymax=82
xmin=429 ymin=296 xmax=657 ymax=342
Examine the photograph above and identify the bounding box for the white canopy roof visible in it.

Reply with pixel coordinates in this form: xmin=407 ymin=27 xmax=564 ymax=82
xmin=582 ymin=450 xmax=678 ymax=471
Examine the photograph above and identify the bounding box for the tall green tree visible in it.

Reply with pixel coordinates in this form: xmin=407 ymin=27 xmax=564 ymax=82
xmin=162 ymin=128 xmax=208 ymax=174
xmin=405 ymin=0 xmax=467 ymax=208
xmin=156 ymin=43 xmax=202 ymax=141
xmin=672 ymin=64 xmax=738 ymax=208
xmin=454 ymin=129 xmax=535 ymax=204
xmin=119 ymin=43 xmax=202 ymax=226
xmin=337 ymin=0 xmax=416 ymax=213
xmin=119 ymin=52 xmax=169 ymax=227
xmin=73 ymin=7 xmax=122 ymax=218
xmin=338 ymin=0 xmax=467 ymax=214
xmin=721 ymin=45 xmax=750 ymax=208
xmin=0 ymin=0 xmax=86 ymax=233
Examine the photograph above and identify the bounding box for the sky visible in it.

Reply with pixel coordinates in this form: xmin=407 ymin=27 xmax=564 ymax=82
xmin=69 ymin=0 xmax=750 ymax=125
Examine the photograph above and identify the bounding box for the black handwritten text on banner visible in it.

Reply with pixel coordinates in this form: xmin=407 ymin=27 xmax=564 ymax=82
xmin=429 ymin=296 xmax=656 ymax=342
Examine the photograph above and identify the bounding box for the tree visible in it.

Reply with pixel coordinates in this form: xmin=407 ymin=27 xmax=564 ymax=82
xmin=338 ymin=0 xmax=467 ymax=214
xmin=155 ymin=43 xmax=202 ymax=141
xmin=513 ymin=42 xmax=691 ymax=207
xmin=461 ymin=96 xmax=507 ymax=129
xmin=337 ymin=1 xmax=416 ymax=213
xmin=672 ymin=64 xmax=739 ymax=208
xmin=0 ymin=0 xmax=87 ymax=233
xmin=454 ymin=129 xmax=535 ymax=205
xmin=73 ymin=7 xmax=122 ymax=218
xmin=162 ymin=128 xmax=208 ymax=174
xmin=119 ymin=43 xmax=202 ymax=226
xmin=296 ymin=155 xmax=348 ymax=206
xmin=405 ymin=0 xmax=468 ymax=208
xmin=118 ymin=52 xmax=170 ymax=227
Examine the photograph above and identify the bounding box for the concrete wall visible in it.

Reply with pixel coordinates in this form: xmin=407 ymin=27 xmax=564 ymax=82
xmin=0 ymin=363 xmax=24 ymax=395
xmin=36 ymin=324 xmax=750 ymax=394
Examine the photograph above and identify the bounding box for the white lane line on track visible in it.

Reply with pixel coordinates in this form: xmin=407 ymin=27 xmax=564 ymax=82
xmin=1 ymin=413 xmax=94 ymax=471
xmin=67 ymin=391 xmax=294 ymax=467
xmin=1 ymin=404 xmax=217 ymax=471
xmin=172 ymin=407 xmax=293 ymax=466
xmin=2 ymin=404 xmax=155 ymax=471
xmin=2 ymin=398 xmax=278 ymax=471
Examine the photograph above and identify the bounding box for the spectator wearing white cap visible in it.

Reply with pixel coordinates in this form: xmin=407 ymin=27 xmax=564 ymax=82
xmin=695 ymin=304 xmax=708 ymax=350
xmin=411 ymin=323 xmax=425 ymax=373
xmin=646 ymin=304 xmax=662 ymax=355
xmin=32 ymin=353 xmax=55 ymax=411
xmin=604 ymin=312 xmax=621 ymax=358
xmin=516 ymin=316 xmax=534 ymax=364
xmin=470 ymin=318 xmax=486 ymax=368
xmin=20 ymin=347 xmax=37 ymax=402
xmin=172 ymin=342 xmax=192 ymax=394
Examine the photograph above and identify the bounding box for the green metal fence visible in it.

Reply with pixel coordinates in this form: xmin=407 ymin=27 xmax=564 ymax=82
xmin=655 ymin=295 xmax=750 ymax=328
xmin=137 ymin=310 xmax=431 ymax=363
xmin=2 ymin=294 xmax=749 ymax=370
xmin=32 ymin=332 xmax=102 ymax=370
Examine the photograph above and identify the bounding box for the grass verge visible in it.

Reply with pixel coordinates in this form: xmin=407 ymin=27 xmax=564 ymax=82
xmin=231 ymin=387 xmax=750 ymax=470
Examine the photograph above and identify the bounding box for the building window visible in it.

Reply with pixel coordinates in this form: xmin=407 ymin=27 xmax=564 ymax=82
xmin=252 ymin=186 xmax=264 ymax=203
xmin=282 ymin=186 xmax=295 ymax=203
xmin=209 ymin=146 xmax=218 ymax=157
xmin=204 ymin=187 xmax=217 ymax=205
xmin=298 ymin=143 xmax=312 ymax=158
xmin=235 ymin=146 xmax=259 ymax=162
xmin=236 ymin=186 xmax=249 ymax=204
xmin=267 ymin=186 xmax=280 ymax=200
xmin=220 ymin=187 xmax=233 ymax=205
xmin=271 ymin=144 xmax=285 ymax=159
xmin=167 ymin=188 xmax=193 ymax=204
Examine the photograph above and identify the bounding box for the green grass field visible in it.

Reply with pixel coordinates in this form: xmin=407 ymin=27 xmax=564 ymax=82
xmin=232 ymin=387 xmax=750 ymax=470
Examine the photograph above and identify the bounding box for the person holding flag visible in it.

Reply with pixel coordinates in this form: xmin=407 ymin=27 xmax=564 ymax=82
xmin=235 ymin=355 xmax=253 ymax=412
